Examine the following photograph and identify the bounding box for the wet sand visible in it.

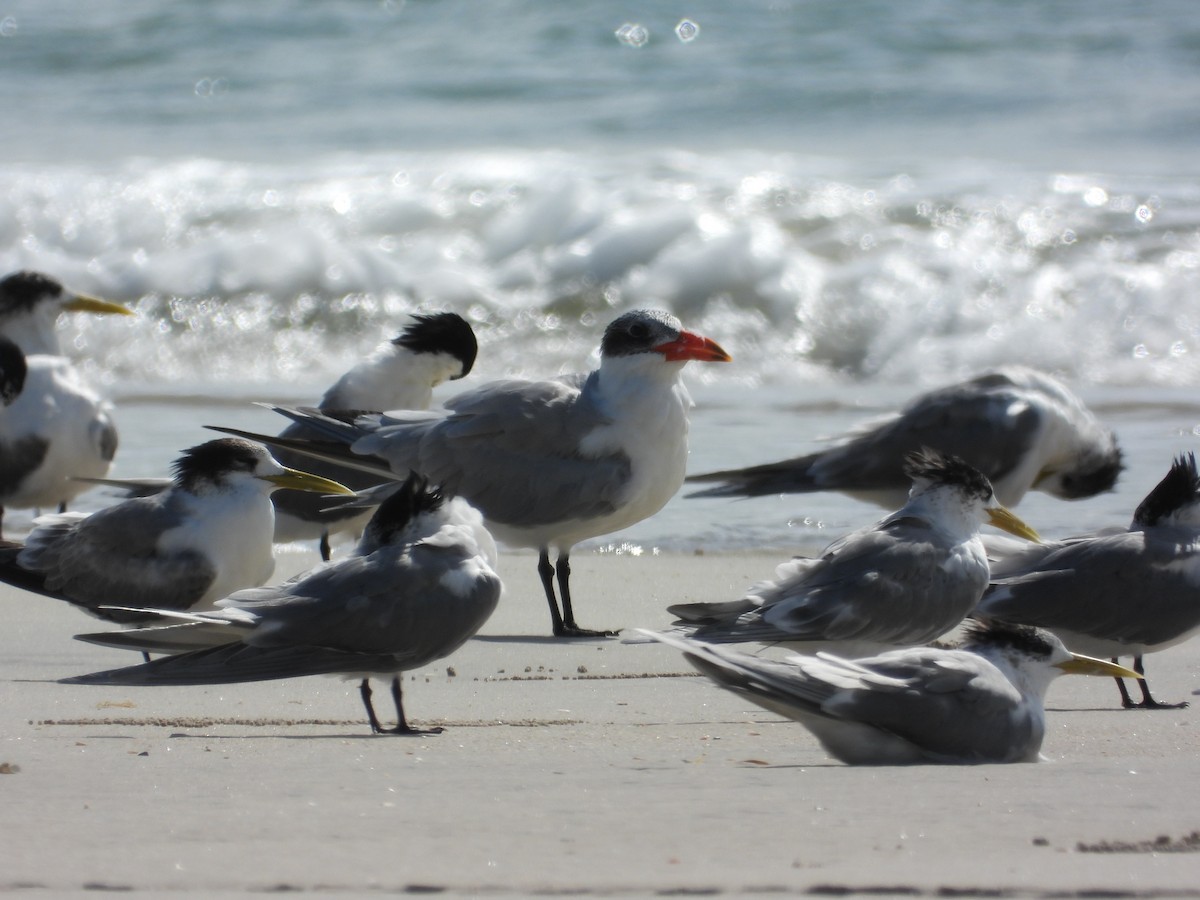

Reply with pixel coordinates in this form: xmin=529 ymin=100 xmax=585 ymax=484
xmin=2 ymin=548 xmax=1198 ymax=896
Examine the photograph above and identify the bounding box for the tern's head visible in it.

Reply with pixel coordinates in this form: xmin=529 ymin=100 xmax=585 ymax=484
xmin=0 ymin=271 xmax=133 ymax=354
xmin=600 ymin=309 xmax=731 ymax=371
xmin=171 ymin=438 xmax=353 ymax=498
xmin=0 ymin=335 xmax=27 ymax=406
xmin=359 ymin=472 xmax=446 ymax=552
xmin=903 ymin=449 xmax=1040 ymax=541
xmin=1036 ymin=435 xmax=1124 ymax=501
xmin=1133 ymin=452 xmax=1200 ymax=528
xmin=962 ymin=620 xmax=1139 ymax=695
xmin=392 ymin=312 xmax=479 ymax=383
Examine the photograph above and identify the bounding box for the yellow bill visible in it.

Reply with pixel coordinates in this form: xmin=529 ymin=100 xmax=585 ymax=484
xmin=1055 ymin=654 xmax=1142 ymax=680
xmin=261 ymin=468 xmax=355 ymax=496
xmin=65 ymin=293 xmax=136 ymax=317
xmin=986 ymin=506 xmax=1041 ymax=543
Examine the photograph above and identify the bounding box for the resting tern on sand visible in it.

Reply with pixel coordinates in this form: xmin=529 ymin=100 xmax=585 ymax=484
xmin=0 ymin=438 xmax=352 ymax=625
xmin=271 ymin=312 xmax=478 ymax=560
xmin=667 ymin=450 xmax=1039 ymax=656
xmin=0 ymin=335 xmax=119 ymax=536
xmin=63 ymin=474 xmax=502 ymax=736
xmin=976 ymin=452 xmax=1200 ymax=710
xmin=212 ymin=309 xmax=731 ymax=637
xmin=687 ymin=367 xmax=1122 ymax=508
xmin=0 ymin=272 xmax=133 ymax=531
xmin=644 ymin=623 xmax=1140 ymax=765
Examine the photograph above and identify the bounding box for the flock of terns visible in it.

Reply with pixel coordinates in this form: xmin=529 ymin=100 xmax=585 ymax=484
xmin=0 ymin=269 xmax=1196 ymax=764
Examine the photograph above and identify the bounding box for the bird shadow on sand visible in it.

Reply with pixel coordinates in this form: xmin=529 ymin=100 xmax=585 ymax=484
xmin=471 ymin=633 xmax=624 ymax=644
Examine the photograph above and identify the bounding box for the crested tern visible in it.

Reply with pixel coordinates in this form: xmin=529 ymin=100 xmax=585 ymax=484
xmin=687 ymin=367 xmax=1122 ymax=508
xmin=211 ymin=309 xmax=732 ymax=638
xmin=0 ymin=336 xmax=118 ymax=535
xmin=977 ymin=452 xmax=1200 ymax=709
xmin=644 ymin=622 xmax=1140 ymax=765
xmin=0 ymin=271 xmax=133 ymax=529
xmin=668 ymin=449 xmax=1039 ymax=656
xmin=0 ymin=438 xmax=352 ymax=624
xmin=63 ymin=473 xmax=502 ymax=736
xmin=271 ymin=311 xmax=478 ymax=559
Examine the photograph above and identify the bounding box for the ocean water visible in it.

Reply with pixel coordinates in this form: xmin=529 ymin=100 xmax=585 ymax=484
xmin=2 ymin=0 xmax=1199 ymax=551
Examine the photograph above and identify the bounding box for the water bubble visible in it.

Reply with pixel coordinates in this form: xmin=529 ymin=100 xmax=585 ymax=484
xmin=0 ymin=16 xmax=17 ymax=37
xmin=194 ymin=77 xmax=228 ymax=98
xmin=1083 ymin=186 xmax=1109 ymax=208
xmin=1132 ymin=344 xmax=1149 ymax=359
xmin=1134 ymin=204 xmax=1153 ymax=224
xmin=675 ymin=18 xmax=700 ymax=42
xmin=615 ymin=22 xmax=649 ymax=47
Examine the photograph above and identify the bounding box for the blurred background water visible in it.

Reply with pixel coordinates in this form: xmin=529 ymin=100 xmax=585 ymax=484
xmin=2 ymin=0 xmax=1198 ymax=552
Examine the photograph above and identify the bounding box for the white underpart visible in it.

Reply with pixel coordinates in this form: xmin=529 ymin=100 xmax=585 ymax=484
xmin=0 ymin=354 xmax=115 ymax=508
xmin=157 ymin=471 xmax=281 ymax=609
xmin=320 ymin=344 xmax=465 ymax=412
xmin=490 ymin=353 xmax=693 ymax=551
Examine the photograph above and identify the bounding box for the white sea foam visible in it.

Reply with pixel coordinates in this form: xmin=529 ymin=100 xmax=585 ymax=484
xmin=2 ymin=152 xmax=1197 ymax=394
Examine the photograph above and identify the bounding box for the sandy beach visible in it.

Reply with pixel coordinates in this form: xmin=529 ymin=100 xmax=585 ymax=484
xmin=2 ymin=547 xmax=1198 ymax=897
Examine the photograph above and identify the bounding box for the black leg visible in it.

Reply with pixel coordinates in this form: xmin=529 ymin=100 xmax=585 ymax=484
xmin=1113 ymin=657 xmax=1137 ymax=708
xmin=359 ymin=677 xmax=442 ymax=735
xmin=57 ymin=501 xmax=67 ymax=514
xmin=360 ymin=678 xmax=386 ymax=733
xmin=538 ymin=548 xmax=566 ymax=634
xmin=1123 ymin=656 xmax=1189 ymax=710
xmin=319 ymin=531 xmax=332 ymax=562
xmin=554 ymin=550 xmax=620 ymax=638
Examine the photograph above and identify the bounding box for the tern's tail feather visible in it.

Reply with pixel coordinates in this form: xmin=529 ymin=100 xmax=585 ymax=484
xmin=685 ymin=455 xmax=823 ymax=498
xmin=60 ymin=643 xmax=399 ymax=686
xmin=0 ymin=540 xmax=50 ymax=597
xmin=666 ymin=598 xmax=758 ymax=626
xmin=639 ymin=629 xmax=835 ymax=716
xmin=74 ymin=621 xmax=242 ymax=655
xmin=205 ymin=424 xmax=399 ymax=484
xmin=70 ymin=476 xmax=172 ymax=499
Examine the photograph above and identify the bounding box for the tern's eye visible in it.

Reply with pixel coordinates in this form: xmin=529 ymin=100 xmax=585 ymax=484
xmin=628 ymin=322 xmax=650 ymax=339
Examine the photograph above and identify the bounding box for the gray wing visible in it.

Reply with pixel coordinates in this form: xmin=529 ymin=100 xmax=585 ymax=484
xmin=227 ymin=539 xmax=501 ymax=666
xmin=981 ymin=529 xmax=1200 ymax=647
xmin=813 ymin=650 xmax=1038 ymax=762
xmin=695 ymin=517 xmax=985 ymax=644
xmin=66 ymin=539 xmax=502 ymax=686
xmin=61 ymin=643 xmax=402 ymax=686
xmin=688 ymin=374 xmax=1041 ymax=497
xmin=356 ymin=375 xmax=632 ymax=528
xmin=15 ymin=495 xmax=215 ymax=620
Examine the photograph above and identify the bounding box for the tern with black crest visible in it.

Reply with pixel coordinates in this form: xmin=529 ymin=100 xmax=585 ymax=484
xmin=0 ymin=272 xmax=134 ymax=531
xmin=0 ymin=438 xmax=352 ymax=624
xmin=644 ymin=623 xmax=1140 ymax=765
xmin=668 ymin=449 xmax=1039 ymax=656
xmin=687 ymin=367 xmax=1122 ymax=509
xmin=270 ymin=312 xmax=479 ymax=559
